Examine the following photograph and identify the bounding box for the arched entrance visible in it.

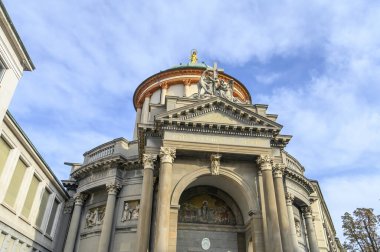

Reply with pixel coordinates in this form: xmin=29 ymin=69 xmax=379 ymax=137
xmin=176 ymin=186 xmax=246 ymax=251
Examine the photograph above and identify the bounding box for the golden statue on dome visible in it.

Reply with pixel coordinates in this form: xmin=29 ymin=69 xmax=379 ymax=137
xmin=190 ymin=49 xmax=198 ymax=64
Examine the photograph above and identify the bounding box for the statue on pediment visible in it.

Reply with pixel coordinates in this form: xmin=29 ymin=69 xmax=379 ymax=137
xmin=197 ymin=69 xmax=218 ymax=97
xmin=216 ymin=79 xmax=234 ymax=101
xmin=194 ymin=64 xmax=239 ymax=103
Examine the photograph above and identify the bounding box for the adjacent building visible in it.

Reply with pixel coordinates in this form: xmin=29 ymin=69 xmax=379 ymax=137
xmin=0 ymin=2 xmax=70 ymax=251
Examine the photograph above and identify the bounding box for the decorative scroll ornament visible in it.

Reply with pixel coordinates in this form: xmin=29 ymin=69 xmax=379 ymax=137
xmin=106 ymin=182 xmax=122 ymax=195
xmin=142 ymin=154 xmax=157 ymax=169
xmin=159 ymin=147 xmax=176 ymax=163
xmin=74 ymin=192 xmax=88 ymax=205
xmin=210 ymin=154 xmax=222 ymax=175
xmin=85 ymin=205 xmax=106 ymax=228
xmin=121 ymin=201 xmax=140 ymax=222
xmin=273 ymin=163 xmax=286 ymax=178
xmin=256 ymin=155 xmax=273 ymax=171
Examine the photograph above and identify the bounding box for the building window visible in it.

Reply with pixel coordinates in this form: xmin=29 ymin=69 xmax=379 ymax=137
xmin=46 ymin=199 xmax=60 ymax=236
xmin=35 ymin=188 xmax=51 ymax=228
xmin=3 ymin=159 xmax=27 ymax=208
xmin=21 ymin=175 xmax=40 ymax=219
xmin=0 ymin=137 xmax=11 ymax=176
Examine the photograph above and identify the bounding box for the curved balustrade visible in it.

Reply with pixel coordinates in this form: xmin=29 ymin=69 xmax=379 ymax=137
xmin=284 ymin=152 xmax=305 ymax=174
xmin=82 ymin=138 xmax=129 ymax=166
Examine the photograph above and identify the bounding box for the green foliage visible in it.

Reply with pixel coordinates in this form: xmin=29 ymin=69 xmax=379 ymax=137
xmin=342 ymin=208 xmax=380 ymax=252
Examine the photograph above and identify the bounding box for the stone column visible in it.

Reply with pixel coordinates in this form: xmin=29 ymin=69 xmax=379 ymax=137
xmin=160 ymin=82 xmax=168 ymax=104
xmin=302 ymin=206 xmax=319 ymax=252
xmin=97 ymin=183 xmax=121 ymax=252
xmin=133 ymin=106 xmax=142 ymax=140
xmin=257 ymin=170 xmax=269 ymax=251
xmin=64 ymin=193 xmax=88 ymax=252
xmin=141 ymin=94 xmax=151 ymax=124
xmin=256 ymin=155 xmax=282 ymax=252
xmin=183 ymin=79 xmax=191 ymax=97
xmin=273 ymin=164 xmax=293 ymax=252
xmin=136 ymin=154 xmax=157 ymax=252
xmin=154 ymin=147 xmax=176 ymax=251
xmin=286 ymin=193 xmax=299 ymax=251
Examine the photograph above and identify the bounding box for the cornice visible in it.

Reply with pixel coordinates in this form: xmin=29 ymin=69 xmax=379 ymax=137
xmin=284 ymin=168 xmax=315 ymax=194
xmin=71 ymin=155 xmax=141 ymax=179
xmin=155 ymin=97 xmax=282 ymax=137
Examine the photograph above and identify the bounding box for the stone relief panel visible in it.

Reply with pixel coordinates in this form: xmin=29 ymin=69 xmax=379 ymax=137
xmin=121 ymin=200 xmax=140 ymax=222
xmin=85 ymin=205 xmax=106 ymax=228
xmin=295 ymin=220 xmax=302 ymax=237
xmin=179 ymin=194 xmax=236 ymax=225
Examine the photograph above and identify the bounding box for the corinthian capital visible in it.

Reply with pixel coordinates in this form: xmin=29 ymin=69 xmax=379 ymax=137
xmin=106 ymin=182 xmax=122 ymax=195
xmin=74 ymin=192 xmax=88 ymax=205
xmin=256 ymin=155 xmax=273 ymax=171
xmin=143 ymin=154 xmax=157 ymax=169
xmin=301 ymin=206 xmax=313 ymax=217
xmin=273 ymin=163 xmax=286 ymax=178
xmin=159 ymin=147 xmax=176 ymax=163
xmin=285 ymin=192 xmax=294 ymax=206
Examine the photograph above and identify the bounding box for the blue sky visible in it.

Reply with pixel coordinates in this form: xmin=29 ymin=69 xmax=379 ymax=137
xmin=4 ymin=0 xmax=380 ymax=241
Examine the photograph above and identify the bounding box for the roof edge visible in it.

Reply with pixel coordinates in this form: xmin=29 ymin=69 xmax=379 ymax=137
xmin=0 ymin=2 xmax=35 ymax=71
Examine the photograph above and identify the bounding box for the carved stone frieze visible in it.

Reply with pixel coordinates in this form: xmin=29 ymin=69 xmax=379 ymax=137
xmin=159 ymin=147 xmax=176 ymax=163
xmin=85 ymin=205 xmax=106 ymax=228
xmin=142 ymin=154 xmax=157 ymax=169
xmin=295 ymin=220 xmax=302 ymax=237
xmin=121 ymin=200 xmax=140 ymax=222
xmin=210 ymin=154 xmax=222 ymax=175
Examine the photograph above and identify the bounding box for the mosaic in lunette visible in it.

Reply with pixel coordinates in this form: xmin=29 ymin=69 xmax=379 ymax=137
xmin=179 ymin=194 xmax=236 ymax=225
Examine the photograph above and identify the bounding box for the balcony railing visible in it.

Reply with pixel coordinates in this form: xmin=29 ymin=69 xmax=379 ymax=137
xmin=83 ymin=138 xmax=129 ymax=165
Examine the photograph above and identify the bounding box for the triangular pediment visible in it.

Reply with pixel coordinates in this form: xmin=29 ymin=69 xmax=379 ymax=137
xmin=155 ymin=97 xmax=282 ymax=133
xmin=189 ymin=110 xmax=247 ymax=125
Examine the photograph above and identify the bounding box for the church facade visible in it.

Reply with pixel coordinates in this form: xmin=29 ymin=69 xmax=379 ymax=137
xmin=62 ymin=54 xmax=343 ymax=252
